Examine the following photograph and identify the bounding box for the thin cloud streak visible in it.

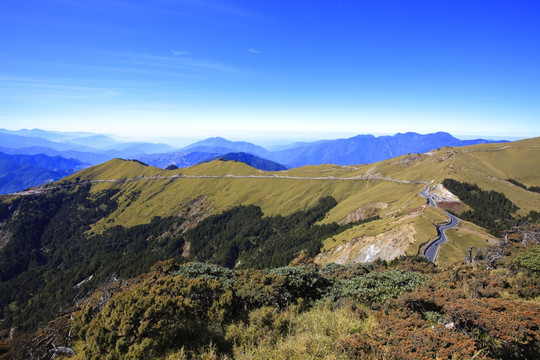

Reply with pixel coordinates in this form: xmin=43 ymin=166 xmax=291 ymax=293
xmin=248 ymin=48 xmax=262 ymax=55
xmin=177 ymin=0 xmax=262 ymax=19
xmin=54 ymin=0 xmax=262 ymax=20
xmin=123 ymin=52 xmax=261 ymax=76
xmin=171 ymin=50 xmax=190 ymax=56
xmin=0 ymin=75 xmax=119 ymax=94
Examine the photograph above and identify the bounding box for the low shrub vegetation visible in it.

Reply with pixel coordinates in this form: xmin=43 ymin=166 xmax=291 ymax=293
xmin=3 ymin=232 xmax=540 ymax=360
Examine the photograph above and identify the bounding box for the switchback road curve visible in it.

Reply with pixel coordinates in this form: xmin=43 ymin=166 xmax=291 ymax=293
xmin=420 ymin=185 xmax=460 ymax=262
xmin=423 ymin=211 xmax=459 ymax=262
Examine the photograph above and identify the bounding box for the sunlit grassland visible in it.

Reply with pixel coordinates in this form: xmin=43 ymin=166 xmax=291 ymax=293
xmin=58 ymin=137 xmax=540 ymax=263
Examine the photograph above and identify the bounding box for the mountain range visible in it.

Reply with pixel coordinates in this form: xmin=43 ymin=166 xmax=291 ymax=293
xmin=134 ymin=132 xmax=503 ymax=169
xmin=0 ymin=129 xmax=505 ymax=194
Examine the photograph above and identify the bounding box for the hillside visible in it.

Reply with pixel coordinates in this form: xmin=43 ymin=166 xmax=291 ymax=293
xmin=55 ymin=137 xmax=540 ymax=235
xmin=201 ymin=152 xmax=288 ymax=171
xmin=53 ymin=137 xmax=540 ymax=257
xmin=135 ymin=151 xmax=288 ymax=171
xmin=0 ymin=137 xmax=538 ymax=335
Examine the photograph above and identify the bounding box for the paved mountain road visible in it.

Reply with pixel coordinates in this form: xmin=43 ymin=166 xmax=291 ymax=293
xmin=420 ymin=186 xmax=460 ymax=262
xmin=423 ymin=211 xmax=459 ymax=262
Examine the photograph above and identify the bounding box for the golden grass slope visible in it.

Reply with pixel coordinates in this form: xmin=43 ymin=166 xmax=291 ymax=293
xmin=56 ymin=137 xmax=540 ymax=266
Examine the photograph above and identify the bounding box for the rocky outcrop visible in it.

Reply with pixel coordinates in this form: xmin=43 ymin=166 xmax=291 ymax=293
xmin=428 ymin=184 xmax=461 ymax=212
xmin=178 ymin=195 xmax=213 ymax=231
xmin=315 ymin=223 xmax=417 ymax=265
xmin=0 ymin=225 xmax=11 ymax=250
xmin=338 ymin=202 xmax=388 ymax=225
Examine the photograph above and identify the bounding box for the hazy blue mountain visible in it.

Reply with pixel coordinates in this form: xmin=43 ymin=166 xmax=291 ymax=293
xmin=0 ymin=152 xmax=88 ymax=194
xmin=0 ymin=132 xmax=98 ymax=152
xmin=105 ymin=142 xmax=176 ymax=156
xmin=135 ymin=151 xmax=221 ymax=169
xmin=268 ymin=132 xmax=504 ymax=167
xmin=182 ymin=137 xmax=270 ymax=157
xmin=201 ymin=152 xmax=288 ymax=171
xmin=267 ymin=140 xmax=332 ymax=152
xmin=0 ymin=130 xmax=505 ymax=171
xmin=136 ymin=150 xmax=287 ymax=171
xmin=0 ymin=130 xmax=175 ymax=156
xmin=64 ymin=134 xmax=120 ymax=148
xmin=0 ymin=146 xmax=113 ymax=165
xmin=0 ymin=128 xmax=94 ymax=142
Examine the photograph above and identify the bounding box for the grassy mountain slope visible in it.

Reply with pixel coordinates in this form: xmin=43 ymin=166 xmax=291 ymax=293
xmin=62 ymin=159 xmax=418 ymax=233
xmin=58 ymin=137 xmax=540 ymax=250
xmin=202 ymin=152 xmax=288 ymax=171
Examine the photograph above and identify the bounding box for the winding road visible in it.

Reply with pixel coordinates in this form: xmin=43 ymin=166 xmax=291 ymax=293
xmin=420 ymin=187 xmax=460 ymax=262
xmin=423 ymin=211 xmax=459 ymax=262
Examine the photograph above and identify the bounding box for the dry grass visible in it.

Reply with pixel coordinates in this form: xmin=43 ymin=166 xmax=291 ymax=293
xmin=227 ymin=302 xmax=377 ymax=360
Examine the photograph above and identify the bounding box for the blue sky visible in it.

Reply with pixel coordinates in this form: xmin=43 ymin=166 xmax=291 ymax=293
xmin=1 ymin=0 xmax=539 ymax=143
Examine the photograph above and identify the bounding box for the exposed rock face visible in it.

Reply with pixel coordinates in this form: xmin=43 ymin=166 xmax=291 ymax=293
xmin=178 ymin=195 xmax=213 ymax=231
xmin=429 ymin=184 xmax=461 ymax=213
xmin=178 ymin=195 xmax=212 ymax=257
xmin=314 ymin=223 xmax=417 ymax=265
xmin=0 ymin=208 xmax=17 ymax=250
xmin=181 ymin=240 xmax=190 ymax=258
xmin=338 ymin=202 xmax=388 ymax=226
xmin=0 ymin=224 xmax=11 ymax=250
xmin=430 ymin=183 xmax=459 ymax=201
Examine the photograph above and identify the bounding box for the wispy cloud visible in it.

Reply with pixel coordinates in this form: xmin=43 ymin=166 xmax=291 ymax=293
xmin=0 ymin=75 xmax=117 ymax=93
xmin=126 ymin=52 xmax=246 ymax=74
xmin=56 ymin=0 xmax=262 ymax=20
xmin=177 ymin=0 xmax=262 ymax=19
xmin=171 ymin=50 xmax=190 ymax=56
xmin=248 ymin=48 xmax=263 ymax=55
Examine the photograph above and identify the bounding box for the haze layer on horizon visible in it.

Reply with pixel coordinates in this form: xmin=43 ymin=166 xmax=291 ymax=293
xmin=1 ymin=1 xmax=539 ymax=141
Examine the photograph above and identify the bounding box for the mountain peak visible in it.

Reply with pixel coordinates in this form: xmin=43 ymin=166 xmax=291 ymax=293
xmin=182 ymin=137 xmax=270 ymax=157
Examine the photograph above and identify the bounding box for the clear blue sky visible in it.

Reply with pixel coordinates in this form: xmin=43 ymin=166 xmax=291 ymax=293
xmin=1 ymin=0 xmax=539 ymax=143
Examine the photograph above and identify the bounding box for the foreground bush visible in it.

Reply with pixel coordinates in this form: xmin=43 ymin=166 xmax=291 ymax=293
xmin=5 ymin=249 xmax=540 ymax=359
xmin=72 ymin=271 xmax=233 ymax=359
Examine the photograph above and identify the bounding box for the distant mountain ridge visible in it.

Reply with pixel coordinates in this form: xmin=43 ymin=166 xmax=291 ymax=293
xmin=203 ymin=152 xmax=288 ymax=171
xmin=0 ymin=129 xmax=506 ymax=193
xmin=136 ymin=151 xmax=288 ymax=171
xmin=267 ymin=132 xmax=505 ymax=167
xmin=136 ymin=151 xmax=222 ymax=169
xmin=134 ymin=132 xmax=504 ymax=170
xmin=182 ymin=137 xmax=271 ymax=158
xmin=0 ymin=152 xmax=87 ymax=194
xmin=0 ymin=130 xmax=174 ymax=163
xmin=0 ymin=129 xmax=505 ymax=169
